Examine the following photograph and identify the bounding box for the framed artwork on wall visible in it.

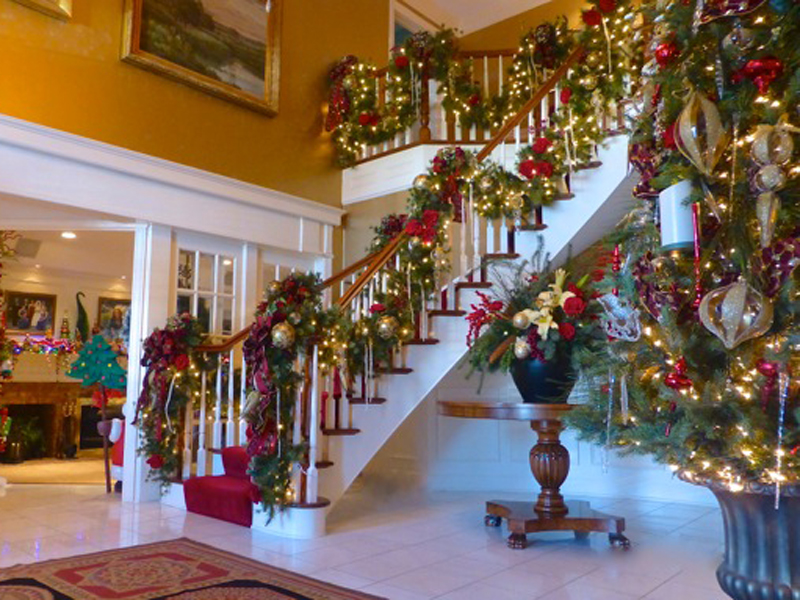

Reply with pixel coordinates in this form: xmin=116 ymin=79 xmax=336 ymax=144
xmin=4 ymin=292 xmax=57 ymax=334
xmin=97 ymin=297 xmax=131 ymax=343
xmin=121 ymin=0 xmax=281 ymax=115
xmin=11 ymin=0 xmax=71 ymax=20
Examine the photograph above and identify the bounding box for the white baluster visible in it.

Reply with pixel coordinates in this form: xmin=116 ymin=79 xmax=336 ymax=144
xmin=226 ymin=348 xmax=235 ymax=445
xmin=306 ymin=346 xmax=320 ymax=503
xmin=486 ymin=219 xmax=497 ymax=254
xmin=514 ymin=123 xmax=521 ymax=154
xmin=213 ymin=360 xmax=223 ymax=449
xmin=196 ymin=369 xmax=208 ymax=476
xmin=500 ymin=218 xmax=509 ymax=254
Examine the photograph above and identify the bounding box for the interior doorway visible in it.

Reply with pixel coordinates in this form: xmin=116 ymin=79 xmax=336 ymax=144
xmin=0 ymin=195 xmax=136 ymax=486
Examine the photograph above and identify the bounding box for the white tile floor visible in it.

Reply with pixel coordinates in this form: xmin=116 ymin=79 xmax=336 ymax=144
xmin=0 ymin=483 xmax=729 ymax=599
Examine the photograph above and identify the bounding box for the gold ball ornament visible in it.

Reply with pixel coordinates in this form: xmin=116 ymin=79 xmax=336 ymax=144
xmin=514 ymin=338 xmax=531 ymax=360
xmin=508 ymin=193 xmax=524 ymax=211
xmin=512 ymin=311 xmax=530 ymax=330
xmin=585 ymin=51 xmax=602 ymax=69
xmin=288 ymin=312 xmax=302 ymax=325
xmin=581 ymin=74 xmax=598 ymax=91
xmin=751 ymin=124 xmax=794 ymax=166
xmin=267 ymin=281 xmax=282 ymax=296
xmin=698 ymin=280 xmax=773 ymax=350
xmin=271 ymin=322 xmax=296 ymax=349
xmin=377 ymin=316 xmax=399 ymax=340
xmin=479 ymin=176 xmax=494 ymax=193
xmin=413 ymin=174 xmax=429 ymax=190
xmin=676 ymin=91 xmax=729 ymax=177
xmin=754 ymin=164 xmax=787 ymax=192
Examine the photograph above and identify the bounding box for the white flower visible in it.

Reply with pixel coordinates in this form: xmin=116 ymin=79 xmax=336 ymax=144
xmin=532 ymin=308 xmax=559 ymax=340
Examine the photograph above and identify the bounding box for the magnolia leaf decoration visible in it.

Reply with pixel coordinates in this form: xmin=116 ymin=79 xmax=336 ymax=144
xmin=676 ymin=90 xmax=730 ymax=177
xmin=698 ymin=280 xmax=773 ymax=349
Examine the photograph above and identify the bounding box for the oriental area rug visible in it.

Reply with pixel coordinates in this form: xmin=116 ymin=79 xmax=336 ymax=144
xmin=0 ymin=538 xmax=383 ymax=600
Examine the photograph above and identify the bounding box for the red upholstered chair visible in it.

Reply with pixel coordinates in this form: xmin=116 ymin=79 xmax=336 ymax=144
xmin=183 ymin=446 xmax=255 ymax=527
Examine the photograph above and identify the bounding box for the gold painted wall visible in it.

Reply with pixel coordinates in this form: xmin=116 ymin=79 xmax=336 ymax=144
xmin=0 ymin=0 xmax=390 ymax=207
xmin=459 ymin=0 xmax=587 ymax=50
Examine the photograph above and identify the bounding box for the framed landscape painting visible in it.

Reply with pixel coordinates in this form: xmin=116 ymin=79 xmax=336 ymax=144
xmin=122 ymin=0 xmax=281 ymax=115
xmin=4 ymin=292 xmax=56 ymax=334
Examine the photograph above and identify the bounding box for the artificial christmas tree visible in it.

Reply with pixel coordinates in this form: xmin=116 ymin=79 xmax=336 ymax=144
xmin=69 ymin=334 xmax=126 ymax=493
xmin=570 ymin=1 xmax=799 ymax=598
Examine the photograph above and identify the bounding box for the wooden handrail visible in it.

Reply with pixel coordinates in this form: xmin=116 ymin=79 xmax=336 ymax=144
xmin=195 ymin=326 xmax=251 ymax=354
xmin=321 ymin=246 xmax=383 ymax=290
xmin=337 ymin=232 xmax=407 ymax=308
xmin=475 ymin=46 xmax=584 ymax=163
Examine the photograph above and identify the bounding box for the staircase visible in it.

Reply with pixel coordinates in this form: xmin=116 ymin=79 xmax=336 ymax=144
xmin=162 ymin=40 xmax=636 ymax=538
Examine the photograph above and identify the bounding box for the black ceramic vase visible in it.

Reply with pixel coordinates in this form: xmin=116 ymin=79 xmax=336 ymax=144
xmin=510 ymin=354 xmax=575 ymax=404
xmin=683 ymin=474 xmax=800 ymax=600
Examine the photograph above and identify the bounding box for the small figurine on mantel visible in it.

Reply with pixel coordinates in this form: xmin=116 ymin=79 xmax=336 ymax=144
xmin=59 ymin=312 xmax=71 ymax=340
xmin=68 ymin=334 xmax=127 ymax=493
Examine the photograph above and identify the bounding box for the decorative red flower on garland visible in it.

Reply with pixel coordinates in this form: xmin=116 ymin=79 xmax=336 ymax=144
xmin=532 ymin=137 xmax=552 ymax=154
xmin=520 ymin=159 xmax=554 ymax=179
xmin=564 ymin=296 xmax=587 ymax=316
xmin=146 ymin=454 xmax=165 ymax=469
xmin=405 ymin=210 xmax=440 ymax=244
xmin=558 ymin=322 xmax=576 ymax=341
xmin=468 ymin=93 xmax=481 ymax=106
xmin=466 ymin=292 xmax=505 ymax=347
xmin=560 ymin=88 xmax=572 ymax=104
xmin=582 ymin=9 xmax=603 ymax=26
xmin=394 ymin=55 xmax=409 ymax=69
xmin=598 ymin=0 xmax=617 ymax=13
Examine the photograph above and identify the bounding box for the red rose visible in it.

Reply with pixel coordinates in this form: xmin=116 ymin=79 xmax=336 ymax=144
xmin=563 ymin=296 xmax=587 ymax=316
xmin=582 ymin=9 xmax=602 ymax=26
xmin=146 ymin=454 xmax=164 ymax=469
xmin=468 ymin=93 xmax=481 ymax=106
xmin=598 ymin=0 xmax=616 ymax=13
xmin=532 ymin=137 xmax=552 ymax=154
xmin=394 ymin=55 xmax=409 ymax=69
xmin=369 ymin=303 xmax=385 ymax=313
xmin=405 ymin=219 xmax=424 ymax=237
xmin=358 ymin=112 xmax=371 ymax=126
xmin=559 ymin=322 xmax=576 ymax=341
xmin=567 ymin=283 xmax=583 ymax=298
xmin=536 ymin=161 xmax=554 ymax=178
xmin=560 ymin=88 xmax=572 ymax=104
xmin=422 ymin=209 xmax=439 ymax=227
xmin=173 ymin=354 xmax=190 ymax=371
xmin=370 ymin=113 xmax=381 ymax=126
xmin=519 ymin=159 xmax=536 ymax=179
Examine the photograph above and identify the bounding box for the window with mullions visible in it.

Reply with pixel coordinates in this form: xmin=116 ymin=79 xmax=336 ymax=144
xmin=176 ymin=249 xmax=236 ymax=335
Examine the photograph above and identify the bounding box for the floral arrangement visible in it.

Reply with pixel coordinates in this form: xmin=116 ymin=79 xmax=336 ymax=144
xmin=243 ymin=273 xmax=343 ymax=519
xmin=466 ymin=249 xmax=605 ymax=376
xmin=135 ymin=313 xmax=209 ymax=486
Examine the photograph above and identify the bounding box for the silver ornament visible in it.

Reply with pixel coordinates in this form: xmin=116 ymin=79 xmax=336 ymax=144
xmin=271 ymin=322 xmax=296 ymax=349
xmin=598 ymin=294 xmax=642 ymax=342
xmin=514 ymin=338 xmax=531 ymax=359
xmin=512 ymin=311 xmax=530 ymax=330
xmin=377 ymin=316 xmax=399 ymax=340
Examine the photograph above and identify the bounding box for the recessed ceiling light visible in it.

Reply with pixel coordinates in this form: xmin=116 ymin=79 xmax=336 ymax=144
xmin=61 ymin=231 xmax=77 ymax=239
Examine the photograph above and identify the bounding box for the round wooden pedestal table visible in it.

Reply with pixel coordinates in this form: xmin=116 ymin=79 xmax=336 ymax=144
xmin=437 ymin=401 xmax=629 ymax=550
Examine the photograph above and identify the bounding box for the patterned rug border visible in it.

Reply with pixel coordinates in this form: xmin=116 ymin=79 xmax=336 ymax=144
xmin=0 ymin=537 xmax=386 ymax=600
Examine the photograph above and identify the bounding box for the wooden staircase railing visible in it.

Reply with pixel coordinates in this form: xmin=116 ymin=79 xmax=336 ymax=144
xmin=172 ymin=43 xmax=628 ymax=509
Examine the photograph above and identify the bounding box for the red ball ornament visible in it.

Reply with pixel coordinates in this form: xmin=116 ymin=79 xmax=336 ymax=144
xmin=664 ymin=357 xmax=693 ymax=390
xmin=358 ymin=112 xmax=371 ymax=126
xmin=468 ymin=93 xmax=481 ymax=106
xmin=756 ymin=358 xmax=778 ymax=378
xmin=655 ymin=42 xmax=679 ymax=68
xmin=394 ymin=55 xmax=409 ymax=69
xmin=743 ymin=56 xmax=784 ymax=94
xmin=559 ymin=88 xmax=573 ymax=104
xmin=598 ymin=0 xmax=617 ymax=12
xmin=582 ymin=9 xmax=603 ymax=26
xmin=662 ymin=121 xmax=678 ymax=150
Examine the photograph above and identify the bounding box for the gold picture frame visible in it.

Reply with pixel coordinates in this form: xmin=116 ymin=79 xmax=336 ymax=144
xmin=122 ymin=0 xmax=281 ymax=115
xmin=12 ymin=0 xmax=72 ymax=20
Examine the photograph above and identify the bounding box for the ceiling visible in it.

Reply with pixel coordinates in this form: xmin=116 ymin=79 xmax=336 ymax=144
xmin=9 ymin=230 xmax=134 ymax=281
xmin=400 ymin=0 xmax=551 ymax=34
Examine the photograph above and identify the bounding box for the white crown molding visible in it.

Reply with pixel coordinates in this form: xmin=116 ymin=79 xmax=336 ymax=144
xmin=0 ymin=114 xmax=343 ymax=251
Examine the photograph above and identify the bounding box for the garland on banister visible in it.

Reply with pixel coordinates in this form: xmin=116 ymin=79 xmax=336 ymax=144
xmin=136 ymin=313 xmax=211 ymax=487
xmin=243 ymin=273 xmax=344 ymax=519
xmin=326 ymin=1 xmax=640 ymax=167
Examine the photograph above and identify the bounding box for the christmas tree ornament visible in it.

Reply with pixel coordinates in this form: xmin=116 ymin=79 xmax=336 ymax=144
xmin=676 ymin=91 xmax=729 ymax=177
xmin=287 ymin=312 xmax=301 ymax=325
xmin=413 ymin=174 xmax=429 ymax=189
xmin=722 ymin=25 xmax=756 ymax=57
xmin=598 ymin=293 xmax=642 ymax=341
xmin=585 ymin=51 xmax=603 ymax=68
xmin=698 ymin=279 xmax=774 ymax=349
xmin=664 ymin=357 xmax=692 ymax=390
xmin=754 ymin=164 xmax=787 ymax=191
xmin=267 ymin=281 xmax=282 ymax=296
xmin=376 ymin=315 xmax=399 ymax=340
xmin=479 ymin=175 xmax=493 ymax=192
xmin=514 ymin=338 xmax=531 ymax=359
xmin=658 ymin=180 xmax=695 ymax=251
xmin=271 ymin=322 xmax=295 ymax=349
xmin=751 ymin=119 xmax=796 ymax=165
xmin=655 ymin=41 xmax=679 ymax=67
xmin=755 ymin=192 xmax=780 ymax=248
xmin=582 ymin=74 xmax=598 ymax=91
xmin=697 ymin=0 xmax=767 ymax=24
xmin=512 ymin=311 xmax=530 ymax=330
xmin=736 ymin=57 xmax=784 ymax=94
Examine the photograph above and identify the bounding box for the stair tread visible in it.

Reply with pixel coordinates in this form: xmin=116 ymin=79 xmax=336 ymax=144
xmin=483 ymin=253 xmax=519 ymax=261
xmin=554 ymin=192 xmax=575 ymax=201
xmin=575 ymin=161 xmax=603 ymax=171
xmin=285 ymin=496 xmax=331 ymax=509
xmin=455 ymin=282 xmax=493 ymax=290
xmin=315 ymin=460 xmax=334 ymax=469
xmin=429 ymin=309 xmax=467 ymax=317
xmin=375 ymin=367 xmax=413 ymax=374
xmin=405 ymin=338 xmax=440 ymax=345
xmin=349 ymin=396 xmax=387 ymax=405
xmin=322 ymin=428 xmax=361 ymax=436
xmin=520 ymin=223 xmax=548 ymax=231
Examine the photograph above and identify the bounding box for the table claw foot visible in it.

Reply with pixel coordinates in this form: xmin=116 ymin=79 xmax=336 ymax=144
xmin=609 ymin=533 xmax=630 ymax=549
xmin=507 ymin=533 xmax=527 ymax=549
xmin=484 ymin=515 xmax=502 ymax=527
